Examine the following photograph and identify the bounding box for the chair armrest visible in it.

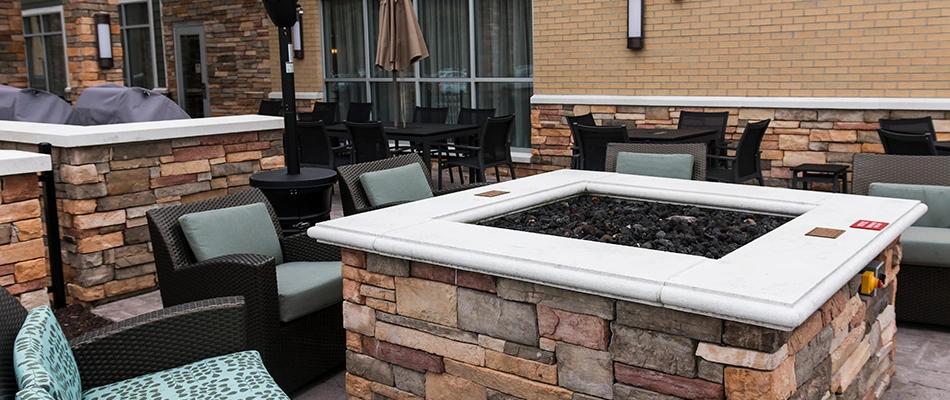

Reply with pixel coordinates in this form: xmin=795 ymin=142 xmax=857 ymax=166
xmin=281 ymin=232 xmax=341 ymax=263
xmin=71 ymin=297 xmax=246 ymax=389
xmin=434 ymin=182 xmax=490 ymax=196
xmin=706 ymin=154 xmax=737 ymax=161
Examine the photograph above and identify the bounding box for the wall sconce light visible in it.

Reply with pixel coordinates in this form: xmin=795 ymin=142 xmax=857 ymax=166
xmin=94 ymin=14 xmax=114 ymax=68
xmin=627 ymin=0 xmax=644 ymax=50
xmin=292 ymin=6 xmax=304 ymax=59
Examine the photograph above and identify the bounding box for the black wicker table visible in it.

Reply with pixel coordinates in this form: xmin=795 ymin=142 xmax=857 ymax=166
xmin=790 ymin=163 xmax=849 ymax=193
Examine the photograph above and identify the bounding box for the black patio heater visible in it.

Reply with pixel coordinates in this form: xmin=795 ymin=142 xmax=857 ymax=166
xmin=251 ymin=0 xmax=337 ymax=234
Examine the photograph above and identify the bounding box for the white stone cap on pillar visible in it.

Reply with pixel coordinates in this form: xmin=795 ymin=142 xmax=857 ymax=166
xmin=0 ymin=115 xmax=284 ymax=148
xmin=309 ymin=169 xmax=927 ymax=331
xmin=0 ymin=150 xmax=51 ymax=176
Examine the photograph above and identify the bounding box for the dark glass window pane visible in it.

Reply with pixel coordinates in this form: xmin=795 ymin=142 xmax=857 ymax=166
xmin=418 ymin=0 xmax=469 ymax=78
xmin=474 ymin=0 xmax=532 ymax=78
xmin=23 ymin=16 xmax=39 ymax=35
xmin=323 ymin=0 xmax=366 ymax=79
xmin=123 ymin=3 xmax=149 ymax=26
xmin=25 ymin=36 xmax=46 ymax=91
xmin=44 ymin=34 xmax=66 ymax=97
xmin=420 ymin=82 xmax=470 ymax=123
xmin=124 ymin=27 xmax=153 ymax=88
xmin=476 ymin=82 xmax=533 ymax=148
xmin=42 ymin=13 xmax=61 ymax=33
xmin=326 ymin=82 xmax=367 ymax=119
xmin=372 ymin=81 xmax=416 ymax=123
xmin=152 ymin=0 xmax=166 ymax=87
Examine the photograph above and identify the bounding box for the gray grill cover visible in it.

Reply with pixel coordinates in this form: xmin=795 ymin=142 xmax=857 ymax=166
xmin=0 ymin=85 xmax=73 ymax=124
xmin=66 ymin=83 xmax=190 ymax=125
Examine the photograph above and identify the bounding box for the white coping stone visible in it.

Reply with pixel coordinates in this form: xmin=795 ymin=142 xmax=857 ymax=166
xmin=308 ymin=170 xmax=927 ymax=331
xmin=268 ymin=92 xmax=324 ymax=100
xmin=0 ymin=115 xmax=283 ymax=148
xmin=0 ymin=150 xmax=51 ymax=176
xmin=530 ymin=94 xmax=950 ymax=111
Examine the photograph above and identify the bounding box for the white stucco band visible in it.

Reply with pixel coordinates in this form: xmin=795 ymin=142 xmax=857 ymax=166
xmin=0 ymin=115 xmax=284 ymax=148
xmin=0 ymin=150 xmax=52 ymax=176
xmin=309 ymin=170 xmax=926 ymax=331
xmin=531 ymin=94 xmax=950 ymax=111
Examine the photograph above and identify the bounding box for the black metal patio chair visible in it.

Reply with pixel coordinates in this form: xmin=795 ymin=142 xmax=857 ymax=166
xmin=345 ymin=121 xmax=393 ymax=163
xmin=575 ymin=123 xmax=627 ymax=172
xmin=878 ymin=128 xmax=937 ymax=155
xmin=879 ymin=116 xmax=935 ymax=135
xmin=705 ymin=119 xmax=770 ymax=185
xmin=566 ymin=113 xmax=596 ymax=169
xmin=437 ymin=114 xmax=517 ymax=189
xmin=678 ymin=110 xmax=729 ymax=164
xmin=258 ymin=99 xmax=282 ymax=116
xmin=298 ymin=120 xmax=350 ymax=169
xmin=299 ymin=101 xmax=338 ymax=124
xmin=346 ymin=102 xmax=373 ymax=122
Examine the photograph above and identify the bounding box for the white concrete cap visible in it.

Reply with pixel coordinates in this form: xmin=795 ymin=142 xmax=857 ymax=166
xmin=0 ymin=150 xmax=51 ymax=176
xmin=309 ymin=170 xmax=927 ymax=331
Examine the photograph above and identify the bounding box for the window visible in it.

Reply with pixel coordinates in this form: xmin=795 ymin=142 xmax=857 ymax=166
xmin=322 ymin=0 xmax=533 ymax=148
xmin=22 ymin=8 xmax=68 ymax=97
xmin=120 ymin=0 xmax=166 ymax=89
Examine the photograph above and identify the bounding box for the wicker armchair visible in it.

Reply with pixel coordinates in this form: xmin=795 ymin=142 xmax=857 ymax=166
xmin=605 ymin=143 xmax=707 ymax=180
xmin=146 ymin=189 xmax=344 ymax=392
xmin=0 ymin=287 xmax=288 ymax=399
xmin=337 ymin=153 xmax=487 ymax=216
xmin=853 ymin=153 xmax=950 ymax=327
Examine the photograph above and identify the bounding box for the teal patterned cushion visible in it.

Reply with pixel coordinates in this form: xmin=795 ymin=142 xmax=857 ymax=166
xmin=13 ymin=306 xmax=82 ymax=400
xmin=178 ymin=203 xmax=284 ymax=265
xmin=80 ymin=351 xmax=288 ymax=400
xmin=15 ymin=387 xmax=55 ymax=400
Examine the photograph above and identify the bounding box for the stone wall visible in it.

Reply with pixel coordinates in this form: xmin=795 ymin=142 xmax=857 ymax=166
xmin=2 ymin=129 xmax=285 ymax=304
xmin=0 ymin=172 xmax=50 ymax=310
xmin=162 ymin=0 xmax=272 ymax=116
xmin=527 ymin=104 xmax=949 ymax=187
xmin=0 ymin=1 xmax=27 ymax=88
xmin=63 ymin=0 xmax=125 ymax=102
xmin=340 ymin=240 xmax=901 ymax=400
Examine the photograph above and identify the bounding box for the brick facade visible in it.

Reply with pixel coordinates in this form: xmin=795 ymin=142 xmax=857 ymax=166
xmin=161 ymin=0 xmax=273 ymax=116
xmin=526 ymin=104 xmax=949 ymax=187
xmin=0 ymin=1 xmax=27 ymax=88
xmin=1 ymin=129 xmax=286 ymax=304
xmin=0 ymin=172 xmax=50 ymax=310
xmin=532 ymin=0 xmax=950 ymax=98
xmin=63 ymin=0 xmax=125 ymax=103
xmin=341 ymin=240 xmax=901 ymax=399
xmin=268 ymin=0 xmax=325 ymax=96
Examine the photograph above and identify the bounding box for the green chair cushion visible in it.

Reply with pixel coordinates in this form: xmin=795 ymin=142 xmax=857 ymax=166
xmin=13 ymin=306 xmax=82 ymax=400
xmin=360 ymin=163 xmax=434 ymax=207
xmin=899 ymin=226 xmax=950 ymax=268
xmin=869 ymin=183 xmax=950 ymax=228
xmin=178 ymin=202 xmax=283 ymax=265
xmin=80 ymin=351 xmax=288 ymax=400
xmin=615 ymin=152 xmax=694 ymax=180
xmin=276 ymin=261 xmax=344 ymax=323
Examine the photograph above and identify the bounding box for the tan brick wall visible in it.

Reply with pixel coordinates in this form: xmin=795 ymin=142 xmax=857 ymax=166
xmin=0 ymin=1 xmax=27 ymax=88
xmin=267 ymin=0 xmax=324 ymax=109
xmin=0 ymin=172 xmax=50 ymax=310
xmin=533 ymin=0 xmax=950 ymax=97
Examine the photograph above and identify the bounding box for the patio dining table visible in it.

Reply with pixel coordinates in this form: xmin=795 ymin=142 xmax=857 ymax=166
xmin=325 ymin=122 xmax=480 ymax=167
xmin=626 ymin=127 xmax=719 ymax=144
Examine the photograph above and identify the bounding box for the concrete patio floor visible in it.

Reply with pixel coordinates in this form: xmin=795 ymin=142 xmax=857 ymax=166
xmin=88 ymin=176 xmax=950 ymax=399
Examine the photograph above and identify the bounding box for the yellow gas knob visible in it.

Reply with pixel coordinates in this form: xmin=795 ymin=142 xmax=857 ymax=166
xmin=860 ymin=271 xmax=883 ymax=295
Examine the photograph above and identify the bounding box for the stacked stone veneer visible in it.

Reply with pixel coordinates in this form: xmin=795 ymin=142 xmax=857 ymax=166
xmin=340 ymin=240 xmax=901 ymax=400
xmin=527 ymin=105 xmax=949 ymax=187
xmin=0 ymin=172 xmax=49 ymax=310
xmin=1 ymin=129 xmax=285 ymax=304
xmin=0 ymin=1 xmax=26 ymax=88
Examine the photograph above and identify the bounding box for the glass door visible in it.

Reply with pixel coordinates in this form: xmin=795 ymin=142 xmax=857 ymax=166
xmin=174 ymin=24 xmax=210 ymax=117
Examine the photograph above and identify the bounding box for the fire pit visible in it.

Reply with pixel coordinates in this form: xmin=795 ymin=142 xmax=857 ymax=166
xmin=310 ymin=170 xmax=926 ymax=399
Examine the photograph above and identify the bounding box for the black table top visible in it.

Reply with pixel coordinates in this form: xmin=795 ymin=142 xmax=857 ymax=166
xmin=627 ymin=127 xmax=718 ymax=141
xmin=325 ymin=122 xmax=479 ymax=137
xmin=249 ymin=167 xmax=338 ymax=188
xmin=790 ymin=163 xmax=849 ymax=173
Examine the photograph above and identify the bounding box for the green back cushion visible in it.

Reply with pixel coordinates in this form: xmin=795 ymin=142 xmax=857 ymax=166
xmin=178 ymin=203 xmax=283 ymax=264
xmin=13 ymin=307 xmax=82 ymax=400
xmin=615 ymin=152 xmax=694 ymax=180
xmin=869 ymin=183 xmax=950 ymax=228
xmin=360 ymin=163 xmax=434 ymax=207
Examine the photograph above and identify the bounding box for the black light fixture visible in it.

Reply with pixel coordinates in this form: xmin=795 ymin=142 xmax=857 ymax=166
xmin=627 ymin=0 xmax=644 ymax=50
xmin=292 ymin=6 xmax=304 ymax=59
xmin=94 ymin=14 xmax=114 ymax=68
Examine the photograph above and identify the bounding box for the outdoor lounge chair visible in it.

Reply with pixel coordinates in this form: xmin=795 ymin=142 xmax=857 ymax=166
xmin=437 ymin=114 xmax=517 ymax=189
xmin=437 ymin=107 xmax=496 ymax=183
xmin=566 ymin=113 xmax=596 ymax=169
xmin=879 ymin=116 xmax=935 ymax=135
xmin=853 ymin=153 xmax=950 ymax=327
xmin=605 ymin=143 xmax=707 ymax=180
xmin=678 ymin=111 xmax=730 ymax=164
xmin=574 ymin=123 xmax=628 ymax=171
xmin=705 ymin=119 xmax=770 ymax=185
xmin=146 ymin=189 xmax=344 ymax=392
xmin=0 ymin=285 xmax=288 ymax=399
xmin=337 ymin=153 xmax=487 ymax=215
xmin=878 ymin=128 xmax=938 ymax=155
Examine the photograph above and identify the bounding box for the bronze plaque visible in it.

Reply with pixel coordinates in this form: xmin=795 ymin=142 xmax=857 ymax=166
xmin=475 ymin=190 xmax=510 ymax=198
xmin=806 ymin=227 xmax=845 ymax=239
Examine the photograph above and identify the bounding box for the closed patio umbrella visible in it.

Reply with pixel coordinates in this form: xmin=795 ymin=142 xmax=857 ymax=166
xmin=375 ymin=0 xmax=428 ymax=127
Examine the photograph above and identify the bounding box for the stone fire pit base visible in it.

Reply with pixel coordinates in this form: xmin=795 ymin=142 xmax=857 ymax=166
xmin=340 ymin=241 xmax=900 ymax=400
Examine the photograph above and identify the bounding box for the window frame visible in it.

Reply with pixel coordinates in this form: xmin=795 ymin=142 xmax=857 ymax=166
xmin=118 ymin=0 xmax=167 ymax=90
xmin=21 ymin=5 xmax=70 ymax=95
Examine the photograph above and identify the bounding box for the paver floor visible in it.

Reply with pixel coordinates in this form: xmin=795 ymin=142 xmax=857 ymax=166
xmin=89 ymin=173 xmax=950 ymax=399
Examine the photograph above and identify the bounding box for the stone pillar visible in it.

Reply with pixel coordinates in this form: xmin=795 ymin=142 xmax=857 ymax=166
xmin=340 ymin=240 xmax=901 ymax=400
xmin=63 ymin=0 xmax=125 ymax=102
xmin=0 ymin=1 xmax=27 ymax=88
xmin=0 ymin=172 xmax=50 ymax=310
